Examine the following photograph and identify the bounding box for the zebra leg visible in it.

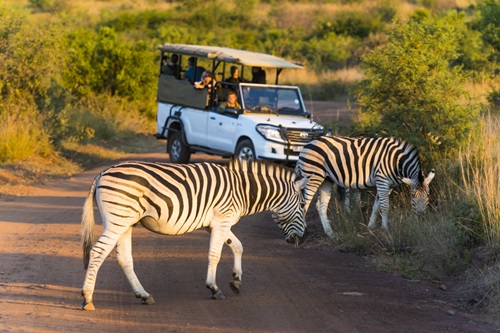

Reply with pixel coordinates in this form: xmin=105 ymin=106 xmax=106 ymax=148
xmin=116 ymin=227 xmax=154 ymax=305
xmin=379 ymin=188 xmax=392 ymax=231
xmin=225 ymin=231 xmax=243 ymax=294
xmin=206 ymin=224 xmax=231 ymax=300
xmin=81 ymin=227 xmax=128 ymax=310
xmin=368 ymin=187 xmax=391 ymax=230
xmin=316 ymin=180 xmax=336 ymax=238
xmin=302 ymin=174 xmax=326 ymax=217
xmin=367 ymin=194 xmax=380 ymax=229
xmin=343 ymin=188 xmax=351 ymax=212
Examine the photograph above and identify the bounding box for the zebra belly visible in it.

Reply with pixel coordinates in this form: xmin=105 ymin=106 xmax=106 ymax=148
xmin=140 ymin=216 xmax=165 ymax=234
xmin=139 ymin=211 xmax=215 ymax=235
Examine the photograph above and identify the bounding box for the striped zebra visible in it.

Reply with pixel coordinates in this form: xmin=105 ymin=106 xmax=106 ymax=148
xmin=81 ymin=159 xmax=308 ymax=310
xmin=295 ymin=136 xmax=435 ymax=237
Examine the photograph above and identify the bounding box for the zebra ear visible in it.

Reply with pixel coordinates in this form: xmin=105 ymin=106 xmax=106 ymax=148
xmin=401 ymin=177 xmax=412 ymax=186
xmin=293 ymin=176 xmax=310 ymax=192
xmin=424 ymin=169 xmax=435 ymax=185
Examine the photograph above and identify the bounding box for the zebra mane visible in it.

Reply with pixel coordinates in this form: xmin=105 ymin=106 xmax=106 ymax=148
xmin=390 ymin=138 xmax=423 ymax=182
xmin=227 ymin=158 xmax=296 ymax=180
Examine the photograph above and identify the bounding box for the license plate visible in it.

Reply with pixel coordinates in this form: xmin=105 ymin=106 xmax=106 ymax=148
xmin=292 ymin=146 xmax=303 ymax=152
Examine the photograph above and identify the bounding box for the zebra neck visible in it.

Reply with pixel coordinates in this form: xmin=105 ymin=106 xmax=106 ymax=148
xmin=238 ymin=173 xmax=282 ymax=216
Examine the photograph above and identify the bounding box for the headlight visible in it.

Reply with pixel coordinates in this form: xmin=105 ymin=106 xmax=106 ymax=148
xmin=256 ymin=125 xmax=284 ymax=142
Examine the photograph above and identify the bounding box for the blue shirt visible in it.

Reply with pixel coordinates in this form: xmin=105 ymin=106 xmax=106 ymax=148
xmin=184 ymin=66 xmax=206 ymax=83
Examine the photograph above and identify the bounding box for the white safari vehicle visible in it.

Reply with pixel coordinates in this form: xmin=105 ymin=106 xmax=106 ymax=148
xmin=155 ymin=44 xmax=323 ymax=163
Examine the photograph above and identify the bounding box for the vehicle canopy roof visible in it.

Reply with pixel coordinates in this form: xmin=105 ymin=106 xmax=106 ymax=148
xmin=158 ymin=43 xmax=303 ymax=70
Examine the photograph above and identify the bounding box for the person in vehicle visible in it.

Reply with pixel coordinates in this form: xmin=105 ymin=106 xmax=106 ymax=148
xmin=217 ymin=91 xmax=241 ymax=113
xmin=161 ymin=53 xmax=181 ymax=79
xmin=195 ymin=71 xmax=217 ymax=109
xmin=194 ymin=71 xmax=216 ymax=92
xmin=223 ymin=66 xmax=247 ymax=91
xmin=251 ymin=66 xmax=266 ymax=84
xmin=184 ymin=57 xmax=206 ymax=84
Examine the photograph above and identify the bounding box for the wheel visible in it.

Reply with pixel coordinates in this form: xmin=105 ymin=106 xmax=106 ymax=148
xmin=168 ymin=132 xmax=191 ymax=164
xmin=235 ymin=139 xmax=255 ymax=162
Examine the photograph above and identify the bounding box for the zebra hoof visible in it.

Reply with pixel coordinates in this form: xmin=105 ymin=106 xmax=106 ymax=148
xmin=141 ymin=295 xmax=155 ymax=305
xmin=211 ymin=290 xmax=225 ymax=300
xmin=230 ymin=280 xmax=241 ymax=294
xmin=82 ymin=300 xmax=95 ymax=311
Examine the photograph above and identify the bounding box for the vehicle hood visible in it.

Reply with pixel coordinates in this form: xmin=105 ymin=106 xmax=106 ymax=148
xmin=241 ymin=114 xmax=319 ymax=129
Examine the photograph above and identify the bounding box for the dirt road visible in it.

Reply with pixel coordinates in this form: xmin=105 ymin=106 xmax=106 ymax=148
xmin=0 ymin=150 xmax=498 ymax=333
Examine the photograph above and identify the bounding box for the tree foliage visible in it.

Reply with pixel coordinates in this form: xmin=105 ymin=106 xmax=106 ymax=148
xmin=63 ymin=27 xmax=157 ymax=109
xmin=354 ymin=13 xmax=480 ymax=165
xmin=471 ymin=0 xmax=500 ymax=64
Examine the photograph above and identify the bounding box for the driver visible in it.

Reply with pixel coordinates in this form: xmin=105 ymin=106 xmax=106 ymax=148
xmin=217 ymin=91 xmax=241 ymax=113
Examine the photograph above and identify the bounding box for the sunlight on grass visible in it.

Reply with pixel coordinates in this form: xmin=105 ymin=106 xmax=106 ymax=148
xmin=0 ymin=110 xmax=53 ymax=164
xmin=461 ymin=114 xmax=500 ymax=249
xmin=280 ymin=67 xmax=363 ymax=101
xmin=281 ymin=67 xmax=364 ymax=86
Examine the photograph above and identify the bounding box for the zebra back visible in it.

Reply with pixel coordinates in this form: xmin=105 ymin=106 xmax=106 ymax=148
xmin=297 ymin=136 xmax=422 ymax=189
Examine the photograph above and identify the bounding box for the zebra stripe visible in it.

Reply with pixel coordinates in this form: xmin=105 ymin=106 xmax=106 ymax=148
xmin=81 ymin=159 xmax=307 ymax=310
xmin=295 ymin=136 xmax=435 ymax=237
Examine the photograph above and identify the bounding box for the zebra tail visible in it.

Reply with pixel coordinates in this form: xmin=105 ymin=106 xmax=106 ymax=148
xmin=82 ymin=175 xmax=98 ymax=270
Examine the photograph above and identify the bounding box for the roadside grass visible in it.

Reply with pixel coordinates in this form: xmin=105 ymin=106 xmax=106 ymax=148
xmin=0 ymin=105 xmax=54 ymax=164
xmin=315 ymin=184 xmax=469 ymax=279
xmin=0 ymin=95 xmax=162 ymax=187
xmin=461 ymin=113 xmax=500 ymax=249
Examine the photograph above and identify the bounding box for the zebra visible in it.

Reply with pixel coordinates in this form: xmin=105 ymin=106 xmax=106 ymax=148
xmin=81 ymin=159 xmax=308 ymax=310
xmin=295 ymin=136 xmax=435 ymax=237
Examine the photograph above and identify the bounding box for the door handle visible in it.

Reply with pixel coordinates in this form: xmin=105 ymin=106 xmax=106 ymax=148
xmin=210 ymin=117 xmax=216 ymax=120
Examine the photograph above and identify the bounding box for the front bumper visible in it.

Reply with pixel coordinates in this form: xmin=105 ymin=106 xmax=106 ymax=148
xmin=256 ymin=139 xmax=305 ymax=161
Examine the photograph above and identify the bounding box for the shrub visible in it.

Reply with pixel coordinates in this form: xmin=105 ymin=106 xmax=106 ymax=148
xmin=63 ymin=26 xmax=157 ymax=111
xmin=353 ymin=12 xmax=481 ymax=165
xmin=472 ymin=0 xmax=500 ymax=63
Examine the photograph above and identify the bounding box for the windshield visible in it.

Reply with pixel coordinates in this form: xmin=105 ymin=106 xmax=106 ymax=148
xmin=240 ymin=84 xmax=306 ymax=116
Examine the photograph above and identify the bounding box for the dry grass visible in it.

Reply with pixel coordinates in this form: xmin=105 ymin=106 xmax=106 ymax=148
xmin=0 ymin=108 xmax=53 ymax=164
xmin=464 ymin=79 xmax=500 ymax=106
xmin=461 ymin=114 xmax=500 ymax=248
xmin=281 ymin=67 xmax=364 ymax=86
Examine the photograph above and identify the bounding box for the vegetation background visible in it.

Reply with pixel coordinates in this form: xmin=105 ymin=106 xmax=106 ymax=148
xmin=0 ymin=0 xmax=499 ymax=324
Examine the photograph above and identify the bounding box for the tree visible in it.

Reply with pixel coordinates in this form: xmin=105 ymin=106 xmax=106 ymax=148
xmin=63 ymin=26 xmax=157 ymax=105
xmin=353 ymin=12 xmax=480 ymax=164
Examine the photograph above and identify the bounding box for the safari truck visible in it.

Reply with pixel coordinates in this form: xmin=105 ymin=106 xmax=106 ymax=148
xmin=155 ymin=44 xmax=323 ymax=164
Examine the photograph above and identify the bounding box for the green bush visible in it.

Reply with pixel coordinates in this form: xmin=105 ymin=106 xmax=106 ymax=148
xmin=63 ymin=26 xmax=157 ymax=108
xmin=353 ymin=12 xmax=481 ymax=165
xmin=472 ymin=0 xmax=500 ymax=63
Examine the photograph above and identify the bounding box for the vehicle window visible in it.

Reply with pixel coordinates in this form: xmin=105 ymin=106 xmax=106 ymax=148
xmin=276 ymin=89 xmax=302 ymax=115
xmin=241 ymin=85 xmax=305 ymax=116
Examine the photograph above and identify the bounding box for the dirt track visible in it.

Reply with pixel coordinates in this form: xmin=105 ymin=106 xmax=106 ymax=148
xmin=1 ymin=149 xmax=499 ymax=333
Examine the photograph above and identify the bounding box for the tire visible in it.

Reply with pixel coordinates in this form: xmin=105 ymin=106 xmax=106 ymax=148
xmin=235 ymin=139 xmax=255 ymax=162
xmin=168 ymin=132 xmax=191 ymax=164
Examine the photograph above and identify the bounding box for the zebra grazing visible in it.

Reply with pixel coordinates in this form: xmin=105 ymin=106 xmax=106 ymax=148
xmin=81 ymin=159 xmax=308 ymax=310
xmin=295 ymin=136 xmax=435 ymax=237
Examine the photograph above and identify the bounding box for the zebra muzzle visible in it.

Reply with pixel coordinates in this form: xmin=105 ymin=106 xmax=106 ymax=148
xmin=287 ymin=233 xmax=301 ymax=247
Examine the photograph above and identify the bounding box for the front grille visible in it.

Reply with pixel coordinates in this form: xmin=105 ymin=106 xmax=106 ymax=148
xmin=285 ymin=129 xmax=322 ymax=144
